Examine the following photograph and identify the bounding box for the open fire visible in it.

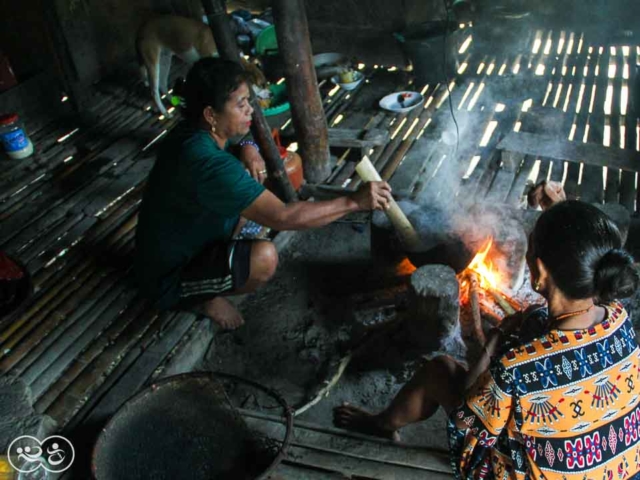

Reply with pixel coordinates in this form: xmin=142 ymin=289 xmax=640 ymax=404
xmin=397 ymin=236 xmax=528 ymax=344
xmin=458 ymin=237 xmax=526 ymax=343
xmin=464 ymin=237 xmax=501 ymax=290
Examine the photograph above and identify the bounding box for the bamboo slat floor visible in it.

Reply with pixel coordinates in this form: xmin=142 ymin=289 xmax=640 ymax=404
xmin=0 ymin=24 xmax=638 ymax=479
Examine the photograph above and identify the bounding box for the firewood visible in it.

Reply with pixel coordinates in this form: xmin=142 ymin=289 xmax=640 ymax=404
xmin=488 ymin=288 xmax=516 ymax=315
xmin=293 ymin=318 xmax=404 ymax=417
xmin=294 ymin=353 xmax=352 ymax=417
xmin=466 ymin=272 xmax=485 ymax=345
xmin=478 ymin=299 xmax=502 ymax=327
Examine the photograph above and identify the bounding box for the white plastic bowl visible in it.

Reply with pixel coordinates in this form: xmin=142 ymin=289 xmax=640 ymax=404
xmin=331 ymin=71 xmax=365 ymax=91
xmin=379 ymin=91 xmax=425 ymax=113
xmin=314 ymin=52 xmax=348 ymax=68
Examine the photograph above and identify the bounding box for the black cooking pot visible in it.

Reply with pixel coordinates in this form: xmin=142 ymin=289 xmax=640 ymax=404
xmin=372 ymin=202 xmax=482 ymax=273
xmin=406 ymin=237 xmax=476 ymax=273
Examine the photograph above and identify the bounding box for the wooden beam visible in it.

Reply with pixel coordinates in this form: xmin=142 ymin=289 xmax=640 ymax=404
xmin=43 ymin=2 xmax=86 ymax=111
xmin=273 ymin=0 xmax=331 ymax=183
xmin=239 ymin=409 xmax=452 ymax=473
xmin=327 ymin=128 xmax=390 ymax=149
xmin=501 ymin=151 xmax=524 ymax=173
xmin=498 ymin=131 xmax=640 ymax=173
xmin=201 ymin=0 xmax=297 ymax=202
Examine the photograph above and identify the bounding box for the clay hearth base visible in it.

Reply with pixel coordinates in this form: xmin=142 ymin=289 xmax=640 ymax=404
xmin=406 ymin=264 xmax=466 ymax=363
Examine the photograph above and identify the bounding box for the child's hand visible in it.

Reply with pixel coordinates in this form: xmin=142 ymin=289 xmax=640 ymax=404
xmin=527 ymin=180 xmax=566 ymax=210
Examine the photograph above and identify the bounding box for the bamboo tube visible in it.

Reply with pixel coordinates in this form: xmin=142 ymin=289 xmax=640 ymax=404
xmin=355 ymin=156 xmax=422 ymax=251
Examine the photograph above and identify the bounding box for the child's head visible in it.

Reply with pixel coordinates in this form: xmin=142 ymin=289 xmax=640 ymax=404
xmin=528 ymin=201 xmax=639 ymax=302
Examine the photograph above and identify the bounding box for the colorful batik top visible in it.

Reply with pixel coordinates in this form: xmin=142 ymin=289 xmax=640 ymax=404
xmin=448 ymin=301 xmax=640 ymax=480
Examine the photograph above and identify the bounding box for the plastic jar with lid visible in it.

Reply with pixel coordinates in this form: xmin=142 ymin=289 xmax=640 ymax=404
xmin=0 ymin=113 xmax=34 ymax=159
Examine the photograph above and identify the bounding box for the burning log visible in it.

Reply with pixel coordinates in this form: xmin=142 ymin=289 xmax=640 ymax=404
xmin=495 ymin=287 xmax=522 ymax=311
xmin=466 ymin=272 xmax=485 ymax=345
xmin=478 ymin=299 xmax=502 ymax=327
xmin=459 ymin=234 xmax=524 ymax=320
xmin=488 ymin=288 xmax=517 ymax=316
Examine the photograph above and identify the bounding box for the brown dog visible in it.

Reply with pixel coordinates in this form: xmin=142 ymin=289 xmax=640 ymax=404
xmin=136 ymin=15 xmax=266 ymax=117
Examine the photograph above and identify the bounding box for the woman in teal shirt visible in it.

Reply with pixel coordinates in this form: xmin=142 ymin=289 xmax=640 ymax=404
xmin=136 ymin=58 xmax=392 ymax=329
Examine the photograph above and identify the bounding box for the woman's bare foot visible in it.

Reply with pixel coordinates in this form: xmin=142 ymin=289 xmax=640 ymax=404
xmin=198 ymin=297 xmax=245 ymax=330
xmin=333 ymin=403 xmax=401 ymax=441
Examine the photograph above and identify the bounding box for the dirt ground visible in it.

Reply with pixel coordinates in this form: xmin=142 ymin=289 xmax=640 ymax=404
xmin=201 ymin=219 xmax=452 ymax=447
xmin=200 ymin=212 xmax=640 ymax=449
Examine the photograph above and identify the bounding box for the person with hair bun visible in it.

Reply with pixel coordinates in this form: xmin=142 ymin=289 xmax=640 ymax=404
xmin=135 ymin=58 xmax=393 ymax=329
xmin=335 ymin=200 xmax=640 ymax=480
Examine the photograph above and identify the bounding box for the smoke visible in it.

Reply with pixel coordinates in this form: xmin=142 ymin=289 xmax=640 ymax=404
xmin=401 ymin=197 xmax=528 ymax=289
xmin=379 ymin=0 xmax=640 ymax=286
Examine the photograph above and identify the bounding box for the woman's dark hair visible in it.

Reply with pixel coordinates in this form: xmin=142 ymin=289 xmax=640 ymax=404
xmin=531 ymin=200 xmax=639 ymax=301
xmin=175 ymin=58 xmax=250 ymax=123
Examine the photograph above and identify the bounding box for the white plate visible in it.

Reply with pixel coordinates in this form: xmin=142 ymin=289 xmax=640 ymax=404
xmin=379 ymin=91 xmax=425 ymax=113
xmin=331 ymin=71 xmax=365 ymax=91
xmin=313 ymin=52 xmax=348 ymax=68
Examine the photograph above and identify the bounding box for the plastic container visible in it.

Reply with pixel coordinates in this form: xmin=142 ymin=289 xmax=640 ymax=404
xmin=331 ymin=71 xmax=365 ymax=91
xmin=0 ymin=114 xmax=34 ymax=159
xmin=255 ymin=25 xmax=278 ymax=56
xmin=262 ymin=83 xmax=290 ymax=117
xmin=265 ymin=129 xmax=303 ymax=192
xmin=255 ymin=25 xmax=285 ymax=81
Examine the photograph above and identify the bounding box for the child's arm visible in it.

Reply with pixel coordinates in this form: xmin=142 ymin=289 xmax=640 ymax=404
xmin=463 ymin=330 xmax=500 ymax=390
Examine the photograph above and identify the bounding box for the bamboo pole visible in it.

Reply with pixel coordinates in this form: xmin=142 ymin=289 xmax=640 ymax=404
xmin=46 ymin=308 xmax=163 ymax=425
xmin=355 ymin=156 xmax=422 ymax=251
xmin=34 ymin=297 xmax=148 ymax=413
xmin=0 ymin=201 xmax=138 ymax=372
xmin=0 ymin=261 xmax=96 ymax=358
xmin=7 ymin=270 xmax=123 ymax=378
xmin=201 ymin=0 xmax=297 ymax=202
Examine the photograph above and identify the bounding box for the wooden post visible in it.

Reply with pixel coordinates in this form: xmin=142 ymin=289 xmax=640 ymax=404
xmin=272 ymin=0 xmax=332 ymax=183
xmin=43 ymin=1 xmax=86 ymax=112
xmin=201 ymin=0 xmax=297 ymax=202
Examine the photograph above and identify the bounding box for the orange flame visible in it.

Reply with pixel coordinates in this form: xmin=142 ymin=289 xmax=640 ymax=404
xmin=466 ymin=237 xmax=501 ymax=289
xmin=396 ymin=258 xmax=417 ymax=276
